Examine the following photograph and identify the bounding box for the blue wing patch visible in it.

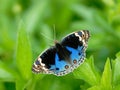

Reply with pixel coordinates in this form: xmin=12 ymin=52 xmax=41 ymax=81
xmin=32 ymin=30 xmax=90 ymax=76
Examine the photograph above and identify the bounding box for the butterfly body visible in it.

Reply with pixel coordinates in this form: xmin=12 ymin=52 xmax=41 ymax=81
xmin=32 ymin=30 xmax=90 ymax=76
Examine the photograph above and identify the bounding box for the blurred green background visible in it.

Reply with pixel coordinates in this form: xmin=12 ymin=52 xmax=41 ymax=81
xmin=0 ymin=0 xmax=120 ymax=90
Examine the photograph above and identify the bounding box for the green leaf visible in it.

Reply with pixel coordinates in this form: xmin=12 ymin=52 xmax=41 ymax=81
xmin=100 ymin=58 xmax=112 ymax=90
xmin=71 ymin=5 xmax=94 ymax=22
xmin=23 ymin=0 xmax=48 ymax=32
xmin=102 ymin=0 xmax=115 ymax=7
xmin=24 ymin=74 xmax=45 ymax=90
xmin=16 ymin=78 xmax=26 ymax=90
xmin=114 ymin=84 xmax=120 ymax=90
xmin=73 ymin=56 xmax=100 ymax=86
xmin=16 ymin=21 xmax=32 ymax=80
xmin=87 ymin=85 xmax=101 ymax=90
xmin=113 ymin=52 xmax=120 ymax=85
xmin=0 ymin=61 xmax=15 ymax=81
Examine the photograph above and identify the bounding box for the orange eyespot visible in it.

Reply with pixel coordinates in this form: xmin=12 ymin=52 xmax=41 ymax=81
xmin=73 ymin=60 xmax=77 ymax=64
xmin=65 ymin=65 xmax=69 ymax=69
xmin=82 ymin=34 xmax=85 ymax=38
xmin=37 ymin=65 xmax=40 ymax=68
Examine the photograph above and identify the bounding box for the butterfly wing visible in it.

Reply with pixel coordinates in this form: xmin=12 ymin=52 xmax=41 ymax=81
xmin=32 ymin=47 xmax=57 ymax=74
xmin=55 ymin=30 xmax=90 ymax=75
xmin=32 ymin=30 xmax=90 ymax=76
xmin=61 ymin=30 xmax=90 ymax=63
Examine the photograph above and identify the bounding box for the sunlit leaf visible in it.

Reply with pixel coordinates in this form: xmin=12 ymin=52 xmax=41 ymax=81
xmin=23 ymin=0 xmax=48 ymax=32
xmin=87 ymin=85 xmax=101 ymax=90
xmin=73 ymin=56 xmax=100 ymax=86
xmin=113 ymin=52 xmax=120 ymax=85
xmin=0 ymin=61 xmax=15 ymax=81
xmin=100 ymin=58 xmax=112 ymax=90
xmin=16 ymin=21 xmax=32 ymax=80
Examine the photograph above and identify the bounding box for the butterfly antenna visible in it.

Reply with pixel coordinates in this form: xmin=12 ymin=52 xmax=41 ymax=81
xmin=40 ymin=33 xmax=54 ymax=43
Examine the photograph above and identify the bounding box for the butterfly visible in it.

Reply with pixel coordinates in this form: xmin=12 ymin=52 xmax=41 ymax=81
xmin=32 ymin=30 xmax=90 ymax=76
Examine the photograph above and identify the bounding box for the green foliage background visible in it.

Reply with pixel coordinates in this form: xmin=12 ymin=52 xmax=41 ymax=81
xmin=0 ymin=0 xmax=120 ymax=90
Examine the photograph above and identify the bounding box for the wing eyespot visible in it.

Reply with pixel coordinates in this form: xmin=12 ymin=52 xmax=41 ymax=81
xmin=37 ymin=65 xmax=40 ymax=68
xmin=82 ymin=34 xmax=85 ymax=39
xmin=73 ymin=59 xmax=77 ymax=64
xmin=65 ymin=65 xmax=69 ymax=69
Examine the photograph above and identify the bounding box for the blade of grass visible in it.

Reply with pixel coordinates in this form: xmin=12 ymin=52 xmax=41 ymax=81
xmin=100 ymin=58 xmax=112 ymax=90
xmin=113 ymin=52 xmax=120 ymax=85
xmin=87 ymin=85 xmax=101 ymax=90
xmin=16 ymin=21 xmax=32 ymax=80
xmin=23 ymin=0 xmax=48 ymax=32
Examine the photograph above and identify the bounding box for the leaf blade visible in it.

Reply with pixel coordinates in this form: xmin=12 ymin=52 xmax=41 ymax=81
xmin=16 ymin=21 xmax=32 ymax=80
xmin=100 ymin=58 xmax=112 ymax=90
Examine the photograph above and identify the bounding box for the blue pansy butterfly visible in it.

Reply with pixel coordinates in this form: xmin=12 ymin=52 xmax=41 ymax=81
xmin=32 ymin=30 xmax=90 ymax=76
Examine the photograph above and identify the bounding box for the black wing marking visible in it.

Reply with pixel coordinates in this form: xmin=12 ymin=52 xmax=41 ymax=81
xmin=40 ymin=47 xmax=56 ymax=69
xmin=60 ymin=33 xmax=83 ymax=49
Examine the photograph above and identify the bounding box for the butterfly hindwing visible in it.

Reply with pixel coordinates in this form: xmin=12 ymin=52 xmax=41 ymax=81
xmin=32 ymin=30 xmax=90 ymax=76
